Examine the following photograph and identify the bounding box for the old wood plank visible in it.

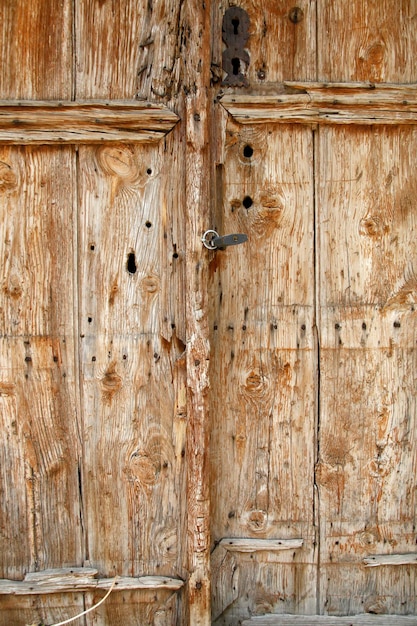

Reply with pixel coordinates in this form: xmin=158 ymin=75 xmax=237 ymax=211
xmin=317 ymin=124 xmax=417 ymax=615
xmin=242 ymin=615 xmax=417 ymax=625
xmin=317 ymin=1 xmax=417 ymax=83
xmin=220 ymin=539 xmax=303 ymax=553
xmin=0 ymin=101 xmax=178 ymax=144
xmin=209 ymin=117 xmax=317 ymax=624
xmin=0 ymin=0 xmax=73 ymax=99
xmin=220 ymin=84 xmax=417 ymax=125
xmin=0 ymin=145 xmax=82 ymax=574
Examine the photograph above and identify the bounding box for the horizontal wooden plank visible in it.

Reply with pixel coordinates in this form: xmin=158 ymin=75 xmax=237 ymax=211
xmin=221 ymin=82 xmax=417 ymax=125
xmin=219 ymin=538 xmax=303 ymax=553
xmin=0 ymin=568 xmax=184 ymax=595
xmin=242 ymin=614 xmax=417 ymax=625
xmin=364 ymin=554 xmax=417 ymax=568
xmin=0 ymin=101 xmax=179 ymax=143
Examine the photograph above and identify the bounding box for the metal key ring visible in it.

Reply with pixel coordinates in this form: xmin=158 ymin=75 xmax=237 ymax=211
xmin=201 ymin=229 xmax=219 ymax=250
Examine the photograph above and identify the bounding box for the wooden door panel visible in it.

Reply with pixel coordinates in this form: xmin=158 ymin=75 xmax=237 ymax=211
xmin=210 ymin=121 xmax=317 ymax=623
xmin=317 ymin=125 xmax=417 ymax=614
xmin=77 ymin=142 xmax=187 ymax=582
xmin=0 ymin=146 xmax=83 ymax=623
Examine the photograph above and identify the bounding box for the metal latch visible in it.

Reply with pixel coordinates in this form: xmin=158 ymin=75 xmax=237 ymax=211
xmin=201 ymin=229 xmax=248 ymax=250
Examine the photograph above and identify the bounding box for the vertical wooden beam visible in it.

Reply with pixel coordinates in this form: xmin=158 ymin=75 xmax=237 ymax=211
xmin=183 ymin=0 xmax=213 ymax=624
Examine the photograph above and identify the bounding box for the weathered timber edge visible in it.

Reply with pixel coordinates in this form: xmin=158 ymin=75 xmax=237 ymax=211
xmin=242 ymin=614 xmax=417 ymax=625
xmin=0 ymin=100 xmax=179 ymax=143
xmin=0 ymin=567 xmax=184 ymax=595
xmin=221 ymin=82 xmax=417 ymax=125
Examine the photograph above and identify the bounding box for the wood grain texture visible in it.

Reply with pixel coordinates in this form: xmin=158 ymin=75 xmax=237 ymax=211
xmin=0 ymin=101 xmax=179 ymax=144
xmin=0 ymin=0 xmax=73 ymax=99
xmin=317 ymin=125 xmax=417 ymax=615
xmin=317 ymin=1 xmax=417 ymax=83
xmin=75 ymin=0 xmax=146 ymax=100
xmin=209 ymin=119 xmax=317 ymax=624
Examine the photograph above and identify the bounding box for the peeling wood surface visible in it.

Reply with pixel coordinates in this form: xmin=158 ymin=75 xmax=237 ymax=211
xmin=0 ymin=101 xmax=179 ymax=144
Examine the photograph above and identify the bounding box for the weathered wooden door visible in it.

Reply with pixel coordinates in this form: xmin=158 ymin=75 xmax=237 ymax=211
xmin=0 ymin=2 xmax=416 ymax=626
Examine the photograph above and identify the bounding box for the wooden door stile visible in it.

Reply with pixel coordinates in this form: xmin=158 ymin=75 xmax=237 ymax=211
xmin=182 ymin=0 xmax=214 ymax=623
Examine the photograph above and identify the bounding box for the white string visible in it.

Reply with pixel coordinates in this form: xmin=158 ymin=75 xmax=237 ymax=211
xmin=48 ymin=577 xmax=118 ymax=626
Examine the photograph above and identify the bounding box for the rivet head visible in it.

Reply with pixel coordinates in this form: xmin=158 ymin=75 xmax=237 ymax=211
xmin=289 ymin=7 xmax=304 ymax=23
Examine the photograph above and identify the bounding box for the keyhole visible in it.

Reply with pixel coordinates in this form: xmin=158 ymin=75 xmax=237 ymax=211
xmin=231 ymin=58 xmax=240 ymax=75
xmin=232 ymin=17 xmax=239 ymax=34
xmin=127 ymin=252 xmax=137 ymax=274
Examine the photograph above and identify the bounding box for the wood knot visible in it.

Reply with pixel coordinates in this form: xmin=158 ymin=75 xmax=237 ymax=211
xmin=141 ymin=274 xmax=160 ymax=294
xmin=100 ymin=364 xmax=123 ymax=403
xmin=357 ymin=530 xmax=377 ymax=549
xmin=155 ymin=525 xmax=178 ymax=560
xmin=3 ymin=275 xmax=23 ymax=299
xmin=246 ymin=509 xmax=268 ymax=533
xmin=97 ymin=145 xmax=137 ymax=178
xmin=95 ymin=145 xmax=150 ymax=187
xmin=244 ymin=369 xmax=264 ymax=394
xmin=241 ymin=362 xmax=271 ymax=402
xmin=128 ymin=450 xmax=160 ymax=487
xmin=359 ymin=215 xmax=388 ymax=238
xmin=0 ymin=161 xmax=18 ymax=192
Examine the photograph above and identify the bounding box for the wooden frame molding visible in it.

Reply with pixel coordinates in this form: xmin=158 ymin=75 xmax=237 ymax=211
xmin=0 ymin=100 xmax=179 ymax=143
xmin=220 ymin=82 xmax=417 ymax=125
xmin=363 ymin=553 xmax=417 ymax=567
xmin=242 ymin=615 xmax=417 ymax=625
xmin=0 ymin=568 xmax=184 ymax=595
xmin=219 ymin=538 xmax=304 ymax=553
